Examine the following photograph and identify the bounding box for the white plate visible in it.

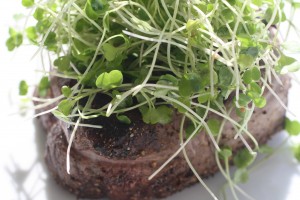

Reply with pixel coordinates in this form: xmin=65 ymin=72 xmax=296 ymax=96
xmin=1 ymin=1 xmax=300 ymax=200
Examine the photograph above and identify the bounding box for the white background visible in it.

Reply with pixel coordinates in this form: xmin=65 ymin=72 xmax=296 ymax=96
xmin=0 ymin=1 xmax=300 ymax=200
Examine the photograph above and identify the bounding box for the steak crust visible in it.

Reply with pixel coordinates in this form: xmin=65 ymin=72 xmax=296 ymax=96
xmin=37 ymin=75 xmax=290 ymax=200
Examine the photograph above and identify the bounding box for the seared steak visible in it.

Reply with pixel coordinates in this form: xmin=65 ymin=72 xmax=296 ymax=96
xmin=37 ymin=75 xmax=290 ymax=200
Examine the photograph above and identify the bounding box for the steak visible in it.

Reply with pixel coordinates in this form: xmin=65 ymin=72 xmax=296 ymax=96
xmin=36 ymin=75 xmax=290 ymax=200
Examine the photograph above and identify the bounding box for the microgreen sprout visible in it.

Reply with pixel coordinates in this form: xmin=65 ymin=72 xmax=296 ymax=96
xmin=8 ymin=0 xmax=300 ymax=199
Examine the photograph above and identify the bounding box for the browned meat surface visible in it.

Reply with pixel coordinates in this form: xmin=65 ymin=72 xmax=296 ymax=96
xmin=36 ymin=75 xmax=290 ymax=200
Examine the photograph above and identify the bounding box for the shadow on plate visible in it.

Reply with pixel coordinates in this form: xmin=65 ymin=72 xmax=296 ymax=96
xmin=4 ymin=120 xmax=74 ymax=200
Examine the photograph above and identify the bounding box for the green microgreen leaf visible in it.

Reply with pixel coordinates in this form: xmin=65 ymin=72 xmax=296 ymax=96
xmin=292 ymin=144 xmax=300 ymax=162
xmin=275 ymin=54 xmax=297 ymax=73
xmin=292 ymin=2 xmax=300 ymax=8
xmin=26 ymin=26 xmax=38 ymax=43
xmin=234 ymin=168 xmax=249 ymax=183
xmin=96 ymin=70 xmax=123 ymax=90
xmin=13 ymin=13 xmax=25 ymax=21
xmin=19 ymin=80 xmax=28 ymax=96
xmin=102 ymin=43 xmax=117 ymax=61
xmin=114 ymin=93 xmax=133 ymax=109
xmin=238 ymin=93 xmax=251 ymax=107
xmin=54 ymin=56 xmax=71 ymax=72
xmin=173 ymin=97 xmax=191 ymax=113
xmin=179 ymin=73 xmax=202 ymax=97
xmin=285 ymin=118 xmax=300 ymax=136
xmin=154 ymin=106 xmax=173 ymax=124
xmin=207 ymin=119 xmax=221 ymax=136
xmin=246 ymin=82 xmax=266 ymax=108
xmin=117 ymin=115 xmax=131 ymax=124
xmin=186 ymin=123 xmax=197 ymax=138
xmin=249 ymin=82 xmax=262 ymax=95
xmin=80 ymin=61 xmax=105 ymax=87
xmin=33 ymin=8 xmax=45 ymax=21
xmin=61 ymin=86 xmax=72 ymax=98
xmin=243 ymin=70 xmax=252 ymax=84
xmin=36 ymin=19 xmax=52 ymax=34
xmin=142 ymin=105 xmax=173 ymax=125
xmin=22 ymin=0 xmax=34 ymax=8
xmin=264 ymin=5 xmax=286 ymax=24
xmin=84 ymin=0 xmax=109 ymax=20
xmin=6 ymin=28 xmax=23 ymax=51
xmin=238 ymin=54 xmax=254 ymax=70
xmin=251 ymin=67 xmax=261 ymax=81
xmin=253 ymin=96 xmax=266 ymax=108
xmin=102 ymin=35 xmax=129 ymax=62
xmin=238 ymin=36 xmax=255 ymax=48
xmin=44 ymin=31 xmax=57 ymax=51
xmin=218 ymin=66 xmax=233 ymax=96
xmin=233 ymin=149 xmax=255 ymax=169
xmin=252 ymin=0 xmax=262 ymax=6
xmin=52 ymin=110 xmax=69 ymax=121
xmin=198 ymin=92 xmax=211 ymax=104
xmin=240 ymin=47 xmax=259 ymax=58
xmin=158 ymin=74 xmax=179 ymax=86
xmin=38 ymin=76 xmax=50 ymax=97
xmin=281 ymin=61 xmax=300 ymax=73
xmin=58 ymin=99 xmax=76 ymax=116
xmin=219 ymin=148 xmax=232 ymax=160
xmin=282 ymin=41 xmax=300 ymax=53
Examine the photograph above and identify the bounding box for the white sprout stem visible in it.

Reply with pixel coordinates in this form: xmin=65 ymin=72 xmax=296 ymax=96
xmin=111 ymin=2 xmax=160 ymax=35
xmin=120 ymin=2 xmax=160 ymax=29
xmin=114 ymin=98 xmax=155 ymax=114
xmin=106 ymin=84 xmax=142 ymax=117
xmin=142 ymin=43 xmax=159 ymax=57
xmin=54 ymin=115 xmax=103 ymax=129
xmin=123 ymin=30 xmax=233 ymax=68
xmin=230 ymin=0 xmax=249 ymax=103
xmin=233 ymin=104 xmax=255 ymax=140
xmin=131 ymin=20 xmax=170 ymax=96
xmin=225 ymin=157 xmax=239 ymax=200
xmin=271 ymin=69 xmax=284 ymax=86
xmin=191 ymin=5 xmax=214 ymax=34
xmin=66 ymin=117 xmax=81 ymax=174
xmin=260 ymin=78 xmax=297 ymax=117
xmin=213 ymin=100 xmax=258 ymax=153
xmin=122 ymin=30 xmax=187 ymax=50
xmin=79 ymin=29 xmax=107 ymax=85
xmin=31 ymin=95 xmax=64 ymax=103
xmin=144 ymin=84 xmax=178 ymax=91
xmin=155 ymin=94 xmax=220 ymax=151
xmin=71 ymin=2 xmax=104 ymax=32
xmin=28 ymin=106 xmax=58 ymax=120
xmin=166 ymin=0 xmax=182 ymax=77
xmin=34 ymin=70 xmax=78 ymax=80
xmin=148 ymin=123 xmax=202 ymax=180
xmin=215 ymin=152 xmax=256 ymax=200
xmin=179 ymin=116 xmax=219 ymax=200
xmin=209 ymin=43 xmax=215 ymax=97
xmin=191 ymin=101 xmax=258 ymax=154
xmin=18 ymin=94 xmax=64 ymax=112
xmin=160 ymin=0 xmax=180 ymax=29
xmin=233 ymin=186 xmax=256 ymax=200
xmin=263 ymin=0 xmax=280 ymax=35
xmin=214 ymin=118 xmax=239 ymax=200
xmin=33 ymin=0 xmax=75 ymax=58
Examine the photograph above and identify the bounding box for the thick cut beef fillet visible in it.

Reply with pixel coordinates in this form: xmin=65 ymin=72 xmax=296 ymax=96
xmin=36 ymin=75 xmax=290 ymax=200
